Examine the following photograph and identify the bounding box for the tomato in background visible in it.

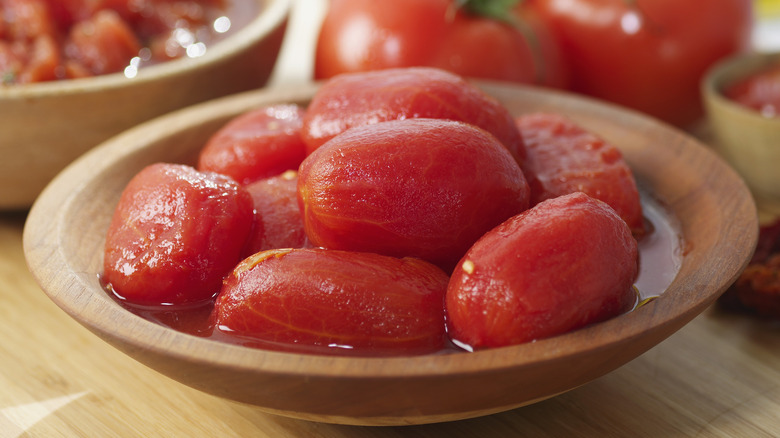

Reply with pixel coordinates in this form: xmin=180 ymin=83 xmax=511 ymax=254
xmin=314 ymin=0 xmax=569 ymax=88
xmin=523 ymin=0 xmax=753 ymax=127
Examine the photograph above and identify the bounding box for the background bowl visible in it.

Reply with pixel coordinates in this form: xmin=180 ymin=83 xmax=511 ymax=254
xmin=23 ymin=82 xmax=757 ymax=426
xmin=0 ymin=0 xmax=290 ymax=210
xmin=702 ymin=50 xmax=780 ymax=218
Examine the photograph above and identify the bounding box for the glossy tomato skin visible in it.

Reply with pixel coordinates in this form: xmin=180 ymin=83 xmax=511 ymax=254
xmin=314 ymin=0 xmax=568 ymax=88
xmin=103 ymin=163 xmax=254 ymax=306
xmin=213 ymin=248 xmax=450 ymax=355
xmin=446 ymin=192 xmax=638 ymax=350
xmin=197 ymin=104 xmax=307 ymax=185
xmin=525 ymin=0 xmax=753 ymax=127
xmin=243 ymin=170 xmax=310 ymax=256
xmin=516 ymin=112 xmax=644 ymax=235
xmin=298 ymin=118 xmax=530 ymax=272
xmin=301 ymin=67 xmax=526 ymax=163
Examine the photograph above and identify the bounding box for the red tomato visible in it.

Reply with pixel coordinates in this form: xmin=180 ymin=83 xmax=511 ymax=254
xmin=446 ymin=192 xmax=638 ymax=350
xmin=523 ymin=0 xmax=753 ymax=127
xmin=103 ymin=163 xmax=254 ymax=306
xmin=243 ymin=170 xmax=309 ymax=256
xmin=516 ymin=112 xmax=645 ymax=235
xmin=214 ymin=248 xmax=449 ymax=355
xmin=298 ymin=118 xmax=529 ymax=272
xmin=197 ymin=104 xmax=307 ymax=185
xmin=314 ymin=0 xmax=568 ymax=88
xmin=301 ymin=67 xmax=526 ymax=163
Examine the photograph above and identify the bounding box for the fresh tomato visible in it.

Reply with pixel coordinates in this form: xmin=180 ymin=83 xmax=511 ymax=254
xmin=523 ymin=0 xmax=753 ymax=127
xmin=314 ymin=0 xmax=569 ymax=88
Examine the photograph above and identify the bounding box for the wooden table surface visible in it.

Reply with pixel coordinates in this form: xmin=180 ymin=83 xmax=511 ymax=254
xmin=2 ymin=209 xmax=779 ymax=437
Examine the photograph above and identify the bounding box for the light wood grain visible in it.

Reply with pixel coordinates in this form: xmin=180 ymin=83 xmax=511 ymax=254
xmin=0 ymin=0 xmax=290 ymax=210
xmin=21 ymin=82 xmax=759 ymax=425
xmin=3 ymin=210 xmax=780 ymax=436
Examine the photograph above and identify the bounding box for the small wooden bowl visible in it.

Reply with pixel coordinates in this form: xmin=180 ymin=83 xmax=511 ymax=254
xmin=0 ymin=0 xmax=290 ymax=210
xmin=24 ymin=82 xmax=757 ymax=426
xmin=702 ymin=51 xmax=780 ymax=218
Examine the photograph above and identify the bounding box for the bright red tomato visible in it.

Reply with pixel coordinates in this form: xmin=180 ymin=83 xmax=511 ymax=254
xmin=446 ymin=192 xmax=638 ymax=350
xmin=103 ymin=163 xmax=254 ymax=306
xmin=214 ymin=248 xmax=449 ymax=355
xmin=197 ymin=104 xmax=307 ymax=185
xmin=314 ymin=0 xmax=569 ymax=88
xmin=523 ymin=0 xmax=753 ymax=127
xmin=516 ymin=112 xmax=645 ymax=235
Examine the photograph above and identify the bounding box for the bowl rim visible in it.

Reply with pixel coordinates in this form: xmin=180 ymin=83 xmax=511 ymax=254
xmin=23 ymin=81 xmax=759 ymax=422
xmin=0 ymin=0 xmax=290 ymax=99
xmin=702 ymin=49 xmax=780 ymax=122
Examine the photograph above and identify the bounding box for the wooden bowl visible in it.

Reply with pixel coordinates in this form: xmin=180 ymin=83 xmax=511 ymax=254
xmin=702 ymin=51 xmax=780 ymax=218
xmin=23 ymin=82 xmax=758 ymax=426
xmin=0 ymin=0 xmax=290 ymax=210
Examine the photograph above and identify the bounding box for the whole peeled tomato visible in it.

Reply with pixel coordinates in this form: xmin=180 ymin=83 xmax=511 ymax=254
xmin=298 ymin=118 xmax=530 ymax=271
xmin=516 ymin=112 xmax=645 ymax=235
xmin=213 ymin=248 xmax=450 ymax=355
xmin=314 ymin=0 xmax=569 ymax=88
xmin=523 ymin=0 xmax=753 ymax=127
xmin=197 ymin=104 xmax=307 ymax=185
xmin=446 ymin=192 xmax=638 ymax=350
xmin=103 ymin=163 xmax=254 ymax=306
xmin=243 ymin=170 xmax=309 ymax=256
xmin=300 ymin=67 xmax=526 ymax=163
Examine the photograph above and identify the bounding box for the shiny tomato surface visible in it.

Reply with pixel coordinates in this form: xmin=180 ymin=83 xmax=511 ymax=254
xmin=243 ymin=171 xmax=309 ymax=256
xmin=214 ymin=248 xmax=449 ymax=355
xmin=301 ymin=67 xmax=526 ymax=163
xmin=516 ymin=112 xmax=644 ymax=235
xmin=314 ymin=0 xmax=569 ymax=88
xmin=446 ymin=192 xmax=638 ymax=350
xmin=198 ymin=104 xmax=308 ymax=185
xmin=298 ymin=118 xmax=529 ymax=272
xmin=103 ymin=163 xmax=253 ymax=306
xmin=523 ymin=0 xmax=753 ymax=127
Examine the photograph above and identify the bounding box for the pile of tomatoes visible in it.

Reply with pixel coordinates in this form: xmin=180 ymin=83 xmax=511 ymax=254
xmin=102 ymin=67 xmax=646 ymax=356
xmin=314 ymin=0 xmax=754 ymax=127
